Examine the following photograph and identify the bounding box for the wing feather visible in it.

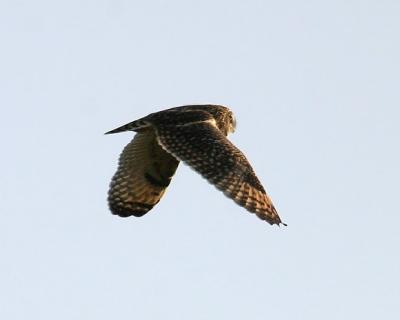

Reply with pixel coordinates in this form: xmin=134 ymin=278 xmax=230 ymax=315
xmin=108 ymin=130 xmax=179 ymax=217
xmin=155 ymin=122 xmax=284 ymax=225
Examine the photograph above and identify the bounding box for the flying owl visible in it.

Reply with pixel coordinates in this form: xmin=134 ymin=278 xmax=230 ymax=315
xmin=106 ymin=104 xmax=285 ymax=226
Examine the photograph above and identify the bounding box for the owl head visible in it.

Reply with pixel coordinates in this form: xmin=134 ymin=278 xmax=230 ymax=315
xmin=185 ymin=104 xmax=236 ymax=136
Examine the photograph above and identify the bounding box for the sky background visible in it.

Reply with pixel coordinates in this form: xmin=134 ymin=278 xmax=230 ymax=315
xmin=1 ymin=0 xmax=399 ymax=319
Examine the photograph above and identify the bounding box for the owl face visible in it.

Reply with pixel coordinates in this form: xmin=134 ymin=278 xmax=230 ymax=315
xmin=177 ymin=104 xmax=234 ymax=136
xmin=226 ymin=111 xmax=236 ymax=134
xmin=213 ymin=107 xmax=236 ymax=136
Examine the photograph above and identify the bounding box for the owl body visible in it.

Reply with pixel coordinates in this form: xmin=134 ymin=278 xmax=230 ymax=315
xmin=106 ymin=104 xmax=285 ymax=226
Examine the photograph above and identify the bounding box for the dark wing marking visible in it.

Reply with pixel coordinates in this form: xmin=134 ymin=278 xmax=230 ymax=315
xmin=108 ymin=130 xmax=179 ymax=217
xmin=155 ymin=122 xmax=284 ymax=225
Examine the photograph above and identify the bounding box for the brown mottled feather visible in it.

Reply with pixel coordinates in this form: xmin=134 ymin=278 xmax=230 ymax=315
xmin=108 ymin=130 xmax=179 ymax=217
xmin=155 ymin=121 xmax=284 ymax=225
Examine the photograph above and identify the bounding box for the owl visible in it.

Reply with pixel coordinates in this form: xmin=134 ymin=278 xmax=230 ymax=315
xmin=106 ymin=105 xmax=285 ymax=226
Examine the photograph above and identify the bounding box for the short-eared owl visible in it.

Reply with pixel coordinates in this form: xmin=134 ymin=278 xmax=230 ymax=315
xmin=106 ymin=105 xmax=285 ymax=226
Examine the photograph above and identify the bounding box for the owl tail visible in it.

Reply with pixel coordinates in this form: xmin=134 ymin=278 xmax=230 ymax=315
xmin=105 ymin=119 xmax=150 ymax=134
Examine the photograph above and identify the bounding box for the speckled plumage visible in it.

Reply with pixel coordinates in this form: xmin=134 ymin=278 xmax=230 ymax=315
xmin=106 ymin=104 xmax=285 ymax=226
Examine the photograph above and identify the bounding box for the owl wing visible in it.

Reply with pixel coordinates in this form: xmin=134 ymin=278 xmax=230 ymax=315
xmin=155 ymin=122 xmax=285 ymax=225
xmin=108 ymin=130 xmax=179 ymax=217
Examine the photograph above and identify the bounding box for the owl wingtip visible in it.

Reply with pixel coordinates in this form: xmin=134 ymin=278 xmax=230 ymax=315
xmin=108 ymin=199 xmax=155 ymax=217
xmin=104 ymin=128 xmax=122 ymax=135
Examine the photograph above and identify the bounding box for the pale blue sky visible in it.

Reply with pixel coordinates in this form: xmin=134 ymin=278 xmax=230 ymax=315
xmin=1 ymin=1 xmax=399 ymax=319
